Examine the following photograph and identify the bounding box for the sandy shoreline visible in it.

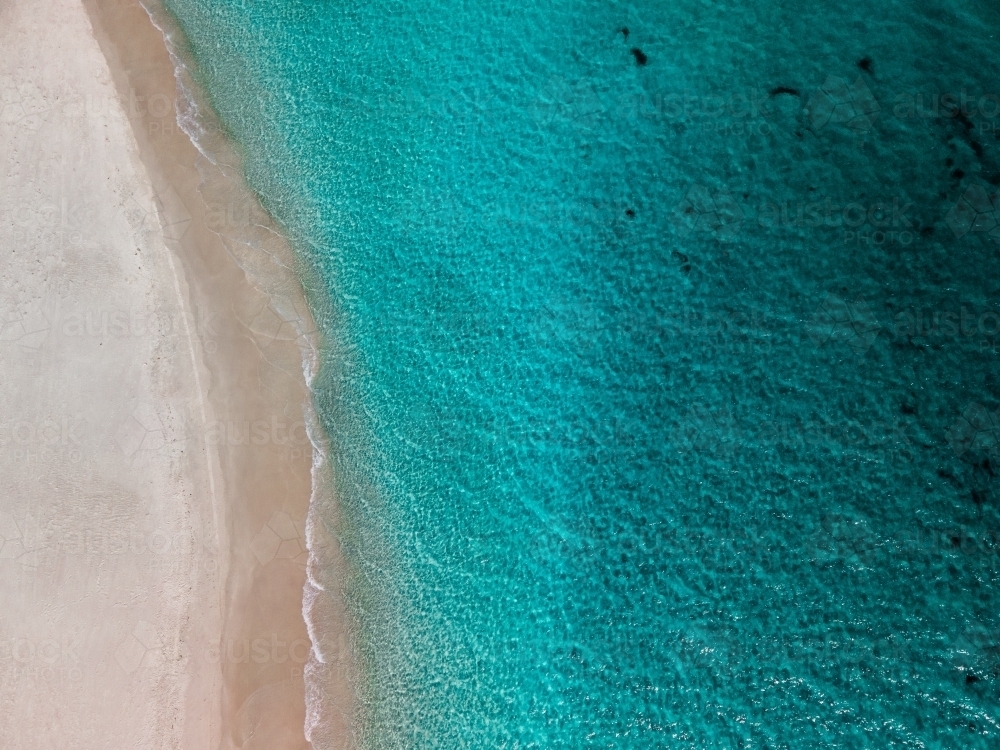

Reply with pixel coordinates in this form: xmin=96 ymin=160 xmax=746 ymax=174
xmin=0 ymin=0 xmax=353 ymax=746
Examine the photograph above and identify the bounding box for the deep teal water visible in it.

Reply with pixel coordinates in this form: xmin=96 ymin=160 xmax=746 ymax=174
xmin=161 ymin=0 xmax=1000 ymax=746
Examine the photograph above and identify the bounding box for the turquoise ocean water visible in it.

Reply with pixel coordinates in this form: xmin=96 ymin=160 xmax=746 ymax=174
xmin=160 ymin=0 xmax=1000 ymax=746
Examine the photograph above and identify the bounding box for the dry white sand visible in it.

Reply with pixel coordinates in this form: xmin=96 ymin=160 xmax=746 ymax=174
xmin=0 ymin=0 xmax=351 ymax=746
xmin=0 ymin=0 xmax=224 ymax=744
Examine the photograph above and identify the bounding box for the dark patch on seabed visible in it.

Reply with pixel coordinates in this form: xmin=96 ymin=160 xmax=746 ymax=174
xmin=160 ymin=0 xmax=1000 ymax=745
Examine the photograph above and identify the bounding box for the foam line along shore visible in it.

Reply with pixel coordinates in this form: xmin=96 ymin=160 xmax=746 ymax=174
xmin=81 ymin=0 xmax=360 ymax=745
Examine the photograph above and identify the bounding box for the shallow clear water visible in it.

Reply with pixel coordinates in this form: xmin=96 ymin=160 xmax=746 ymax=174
xmin=163 ymin=0 xmax=1000 ymax=746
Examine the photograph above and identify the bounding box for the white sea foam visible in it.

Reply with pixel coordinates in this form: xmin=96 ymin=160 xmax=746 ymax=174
xmin=139 ymin=1 xmax=214 ymax=164
xmin=137 ymin=2 xmax=353 ymax=746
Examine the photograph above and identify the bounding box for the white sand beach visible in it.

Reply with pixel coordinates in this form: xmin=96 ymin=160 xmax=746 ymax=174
xmin=0 ymin=0 xmax=351 ymax=746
